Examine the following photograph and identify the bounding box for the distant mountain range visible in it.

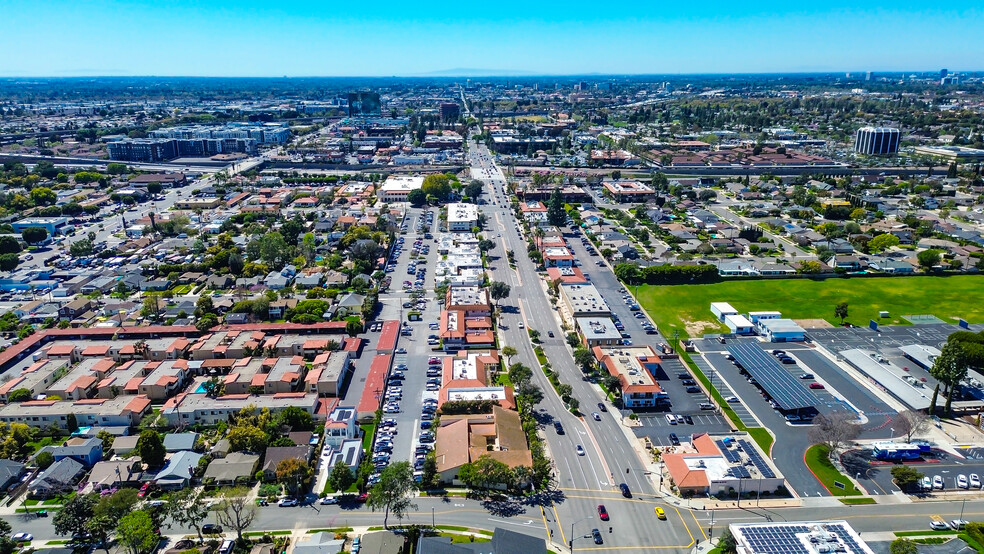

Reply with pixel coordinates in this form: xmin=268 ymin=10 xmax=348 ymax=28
xmin=418 ymin=68 xmax=540 ymax=77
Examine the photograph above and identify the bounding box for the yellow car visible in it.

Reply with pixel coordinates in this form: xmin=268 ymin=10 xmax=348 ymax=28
xmin=655 ymin=507 xmax=666 ymax=520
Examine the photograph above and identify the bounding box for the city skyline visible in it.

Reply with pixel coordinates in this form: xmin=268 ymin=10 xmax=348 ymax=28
xmin=0 ymin=0 xmax=981 ymax=77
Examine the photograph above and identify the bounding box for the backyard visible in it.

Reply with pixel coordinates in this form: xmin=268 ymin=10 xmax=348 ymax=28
xmin=635 ymin=275 xmax=984 ymax=340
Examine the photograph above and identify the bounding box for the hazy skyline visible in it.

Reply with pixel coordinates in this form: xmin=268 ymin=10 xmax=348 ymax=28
xmin=1 ymin=1 xmax=982 ymax=77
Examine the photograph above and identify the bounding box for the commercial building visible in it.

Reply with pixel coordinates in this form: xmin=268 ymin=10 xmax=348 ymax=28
xmin=575 ymin=317 xmax=622 ymax=347
xmin=560 ymin=283 xmax=611 ymax=318
xmin=757 ymin=318 xmax=805 ymax=342
xmin=854 ymin=127 xmax=900 ymax=155
xmin=377 ymin=175 xmax=424 ymax=202
xmin=444 ymin=286 xmax=491 ymax=316
xmin=446 ymin=202 xmax=479 ymax=231
xmin=724 ymin=314 xmax=755 ymax=335
xmin=710 ymin=302 xmax=738 ymax=322
xmin=912 ymin=145 xmax=984 ymax=163
xmin=662 ymin=433 xmax=785 ymax=497
xmin=729 ymin=521 xmax=872 ymax=554
xmin=592 ymin=345 xmax=667 ymax=408
xmin=434 ymin=406 xmax=532 ymax=486
xmin=107 ymin=138 xmax=177 ymax=162
xmin=602 ymin=180 xmax=656 ymax=201
xmin=149 ymin=123 xmax=289 ymax=144
xmin=12 ymin=217 xmax=70 ymax=237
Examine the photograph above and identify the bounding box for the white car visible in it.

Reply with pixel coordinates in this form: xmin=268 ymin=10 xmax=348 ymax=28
xmin=971 ymin=474 xmax=981 ymax=489
xmin=725 ymin=396 xmax=740 ymax=403
xmin=319 ymin=496 xmax=338 ymax=505
xmin=921 ymin=476 xmax=933 ymax=491
xmin=958 ymin=474 xmax=969 ymax=489
xmin=576 ymin=445 xmax=585 ymax=456
xmin=665 ymin=414 xmax=677 ymax=425
xmin=933 ymin=475 xmax=945 ymax=489
xmin=12 ymin=533 xmax=32 ymax=542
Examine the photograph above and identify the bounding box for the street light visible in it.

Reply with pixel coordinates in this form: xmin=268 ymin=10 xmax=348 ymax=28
xmin=569 ymin=516 xmax=593 ymax=552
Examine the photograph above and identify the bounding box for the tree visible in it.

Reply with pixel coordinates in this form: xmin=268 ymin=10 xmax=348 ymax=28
xmin=116 ymin=510 xmax=158 ymax=554
xmin=367 ymin=461 xmax=417 ymax=529
xmin=573 ymin=347 xmax=595 ymax=372
xmin=890 ymin=466 xmax=924 ymax=493
xmin=850 ymin=208 xmax=867 ymax=222
xmin=460 ymin=454 xmax=514 ymax=491
xmin=276 ymin=458 xmax=312 ymax=497
xmin=227 ymin=425 xmax=268 ymax=453
xmin=21 ymin=226 xmax=48 ymax=245
xmin=35 ymin=450 xmax=54 ymax=469
xmin=508 ymin=363 xmax=533 ymax=387
xmin=86 ymin=515 xmax=114 ymax=553
xmin=345 ymin=319 xmax=363 ymax=338
xmin=546 ymin=187 xmax=566 ymax=227
xmin=930 ymin=342 xmax=968 ymax=416
xmin=146 ymin=182 xmax=163 ymax=195
xmin=30 ymin=187 xmax=57 ymax=206
xmin=228 ymin=252 xmax=244 ymax=275
xmin=894 ymin=410 xmax=931 ymax=442
xmin=501 ymin=346 xmax=517 ymax=363
xmin=166 ymin=488 xmax=212 ymax=544
xmin=464 ymin=180 xmax=483 ymax=201
xmin=0 ymin=236 xmax=20 ymax=255
xmin=213 ymin=487 xmax=257 ymax=541
xmin=136 ymin=430 xmax=165 ymax=468
xmin=407 ymin=188 xmax=427 ymax=207
xmin=478 ymin=239 xmax=495 ymax=253
xmin=327 ymin=459 xmax=355 ymax=493
xmin=890 ymin=538 xmax=918 ymax=554
xmin=489 ymin=281 xmax=511 ymax=309
xmin=0 ymin=253 xmax=19 ymax=272
xmin=54 ymin=494 xmax=96 ymax=539
xmin=797 ymin=260 xmax=822 ymax=274
xmin=70 ymin=238 xmax=94 ymax=257
xmin=834 ymin=301 xmax=849 ymax=324
xmin=808 ymin=412 xmax=861 ymax=456
xmin=194 ymin=296 xmax=215 ymax=319
xmin=868 ymin=234 xmax=900 ymax=253
xmin=421 ymin=174 xmax=454 ymax=202
xmin=7 ymin=388 xmax=32 ymax=402
xmin=195 ymin=313 xmax=219 ymax=332
xmin=275 ymin=406 xmax=314 ymax=431
xmin=917 ymin=249 xmax=942 ymax=271
xmin=94 ymin=488 xmax=140 ymax=522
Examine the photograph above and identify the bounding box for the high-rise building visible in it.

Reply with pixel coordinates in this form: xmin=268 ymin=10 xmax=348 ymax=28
xmin=941 ymin=68 xmax=949 ymax=80
xmin=440 ymin=102 xmax=460 ymax=122
xmin=865 ymin=71 xmax=872 ymax=81
xmin=854 ymin=127 xmax=900 ymax=155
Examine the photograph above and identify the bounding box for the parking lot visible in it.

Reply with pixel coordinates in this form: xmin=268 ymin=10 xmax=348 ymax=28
xmin=840 ymin=447 xmax=984 ymax=497
xmin=362 ymin=208 xmax=450 ymax=484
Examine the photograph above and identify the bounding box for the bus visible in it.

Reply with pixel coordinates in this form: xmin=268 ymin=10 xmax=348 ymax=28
xmin=872 ymin=441 xmax=930 ymax=461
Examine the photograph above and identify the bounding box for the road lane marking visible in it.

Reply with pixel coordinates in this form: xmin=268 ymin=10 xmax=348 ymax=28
xmin=690 ymin=509 xmax=707 ymax=540
xmin=552 ymin=504 xmax=567 ymax=546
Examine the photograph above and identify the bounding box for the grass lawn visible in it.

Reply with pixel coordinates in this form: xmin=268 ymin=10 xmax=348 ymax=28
xmin=804 ymin=444 xmax=861 ymax=496
xmin=839 ymin=497 xmax=876 ymax=505
xmin=171 ymin=284 xmax=193 ymax=295
xmin=635 ymin=275 xmax=984 ymax=340
xmin=439 ymin=533 xmax=491 ymax=544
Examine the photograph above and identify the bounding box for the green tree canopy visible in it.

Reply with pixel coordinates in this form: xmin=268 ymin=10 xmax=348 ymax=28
xmin=136 ymin=430 xmax=166 ymax=468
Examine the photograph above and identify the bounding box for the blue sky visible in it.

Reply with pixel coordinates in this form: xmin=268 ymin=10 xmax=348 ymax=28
xmin=0 ymin=1 xmax=981 ymax=76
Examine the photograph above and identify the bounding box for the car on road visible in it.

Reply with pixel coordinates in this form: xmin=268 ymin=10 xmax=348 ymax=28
xmin=725 ymin=396 xmax=740 ymax=403
xmin=591 ymin=528 xmax=603 ymax=545
xmin=592 ymin=412 xmax=601 ymax=421
xmin=12 ymin=533 xmax=32 ymax=542
xmin=597 ymin=402 xmax=607 ymax=412
xmin=958 ymin=474 xmax=969 ymax=489
xmin=548 ymin=331 xmax=554 ymax=337
xmin=576 ymin=445 xmax=585 ymax=456
xmin=655 ymin=507 xmax=666 ymax=520
xmin=619 ymin=483 xmax=631 ymax=498
xmin=597 ymin=504 xmax=609 ymax=520
xmin=202 ymin=524 xmax=223 ymax=535
xmin=278 ymin=499 xmax=297 ymax=508
xmin=320 ymin=496 xmax=338 ymax=505
xmin=554 ymin=422 xmax=565 ymax=435
xmin=808 ymin=383 xmax=825 ymax=390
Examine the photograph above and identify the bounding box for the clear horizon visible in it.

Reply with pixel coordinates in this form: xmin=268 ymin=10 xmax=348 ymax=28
xmin=0 ymin=1 xmax=981 ymax=77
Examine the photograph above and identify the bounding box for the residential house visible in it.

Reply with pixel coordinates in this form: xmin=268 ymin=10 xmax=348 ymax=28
xmin=261 ymin=446 xmax=310 ymax=480
xmin=28 ymin=458 xmax=85 ymax=498
xmin=163 ymin=432 xmax=199 ymax=453
xmin=43 ymin=437 xmax=103 ymax=467
xmin=203 ymin=452 xmax=259 ymax=486
xmin=268 ymin=298 xmax=299 ymax=320
xmin=335 ymin=292 xmax=365 ymax=317
xmin=0 ymin=459 xmax=25 ymax=491
xmin=156 ymin=449 xmax=203 ymax=489
xmin=58 ymin=298 xmax=92 ymax=321
xmin=87 ymin=459 xmax=142 ymax=491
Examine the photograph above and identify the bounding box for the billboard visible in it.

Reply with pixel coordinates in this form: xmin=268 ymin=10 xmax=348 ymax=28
xmin=348 ymin=92 xmax=381 ymax=116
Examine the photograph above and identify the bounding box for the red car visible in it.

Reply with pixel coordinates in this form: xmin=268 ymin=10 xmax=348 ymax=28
xmin=138 ymin=483 xmax=153 ymax=498
xmin=809 ymin=383 xmax=825 ymax=390
xmin=597 ymin=504 xmax=609 ymax=521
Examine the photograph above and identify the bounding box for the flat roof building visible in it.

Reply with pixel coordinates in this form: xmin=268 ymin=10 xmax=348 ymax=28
xmin=602 ymin=180 xmax=656 ymax=201
xmin=730 ymin=521 xmax=872 ymax=554
xmin=560 ymin=283 xmax=611 ymax=319
xmin=592 ymin=345 xmax=667 ymax=408
xmin=757 ymin=318 xmax=805 ymax=342
xmin=446 ymin=202 xmax=479 ymax=231
xmin=912 ymin=145 xmax=984 ymax=163
xmin=378 ymin=175 xmax=424 ymax=202
xmin=575 ymin=317 xmax=622 ymax=347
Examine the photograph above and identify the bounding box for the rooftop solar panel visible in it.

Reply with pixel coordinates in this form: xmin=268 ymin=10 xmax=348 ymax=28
xmin=717 ymin=440 xmax=741 ymax=463
xmin=738 ymin=439 xmax=777 ymax=478
xmin=729 ymin=343 xmax=818 ymax=410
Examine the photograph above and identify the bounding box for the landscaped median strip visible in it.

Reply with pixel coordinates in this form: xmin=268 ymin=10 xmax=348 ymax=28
xmin=804 ymin=444 xmax=862 ymax=496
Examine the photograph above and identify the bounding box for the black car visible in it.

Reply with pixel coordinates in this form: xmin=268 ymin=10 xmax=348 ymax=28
xmin=202 ymin=524 xmax=223 ymax=535
xmin=686 ymin=386 xmax=700 ymax=393
xmin=548 ymin=331 xmax=554 ymax=337
xmin=684 ymin=415 xmax=693 ymax=424
xmin=592 ymin=528 xmax=604 ymax=545
xmin=554 ymin=422 xmax=565 ymax=435
xmin=780 ymin=357 xmax=796 ymax=364
xmin=677 ymin=373 xmax=690 ymax=379
xmin=669 ymin=432 xmax=680 ymax=445
xmin=597 ymin=402 xmax=607 ymax=412
xmin=682 ymin=379 xmax=696 ymax=386
xmin=619 ymin=483 xmax=631 ymax=498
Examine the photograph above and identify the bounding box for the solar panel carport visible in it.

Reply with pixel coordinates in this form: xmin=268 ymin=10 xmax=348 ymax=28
xmin=729 ymin=343 xmax=818 ymax=411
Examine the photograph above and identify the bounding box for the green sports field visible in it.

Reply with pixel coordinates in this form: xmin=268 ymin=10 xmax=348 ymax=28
xmin=634 ymin=275 xmax=984 ymax=340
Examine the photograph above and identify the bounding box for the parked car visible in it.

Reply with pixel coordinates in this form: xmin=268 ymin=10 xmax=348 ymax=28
xmin=668 ymin=433 xmax=680 ymax=445
xmin=809 ymin=383 xmax=825 ymax=390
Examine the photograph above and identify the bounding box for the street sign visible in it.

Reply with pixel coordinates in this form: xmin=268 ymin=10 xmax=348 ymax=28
xmin=834 ymin=481 xmax=846 ymax=490
xmin=869 ymin=320 xmax=878 ymax=331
